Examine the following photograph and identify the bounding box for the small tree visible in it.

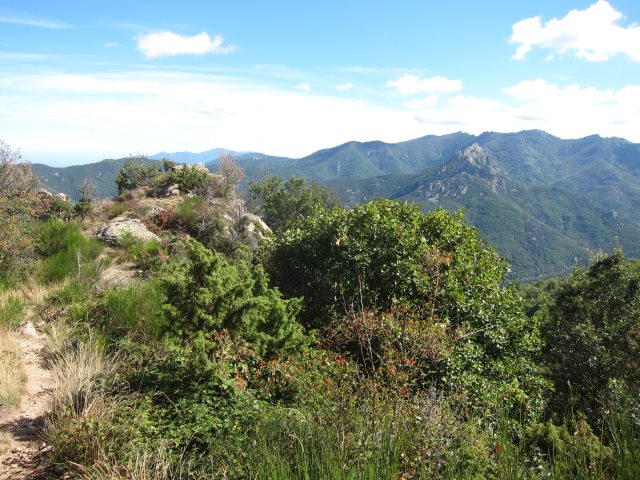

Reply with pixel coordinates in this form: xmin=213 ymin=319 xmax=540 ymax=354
xmin=217 ymin=152 xmax=245 ymax=197
xmin=0 ymin=140 xmax=39 ymax=276
xmin=74 ymin=178 xmax=97 ymax=219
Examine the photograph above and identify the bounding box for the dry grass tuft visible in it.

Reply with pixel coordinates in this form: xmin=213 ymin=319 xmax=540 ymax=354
xmin=49 ymin=332 xmax=116 ymax=418
xmin=82 ymin=445 xmax=185 ymax=480
xmin=0 ymin=330 xmax=26 ymax=408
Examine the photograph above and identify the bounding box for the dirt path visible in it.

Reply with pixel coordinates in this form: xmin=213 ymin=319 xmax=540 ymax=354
xmin=0 ymin=321 xmax=57 ymax=479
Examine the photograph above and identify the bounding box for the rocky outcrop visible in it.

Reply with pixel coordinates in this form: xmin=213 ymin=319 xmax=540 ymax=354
xmin=94 ymin=216 xmax=160 ymax=245
xmin=170 ymin=163 xmax=208 ymax=173
xmin=239 ymin=213 xmax=272 ymax=249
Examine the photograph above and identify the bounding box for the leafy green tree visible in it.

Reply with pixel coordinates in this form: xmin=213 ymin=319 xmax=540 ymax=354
xmin=248 ymin=176 xmax=339 ymax=232
xmin=541 ymin=250 xmax=640 ymax=422
xmin=115 ymin=157 xmax=161 ymax=194
xmin=264 ymin=199 xmax=547 ymax=415
xmin=162 ymin=238 xmax=307 ymax=366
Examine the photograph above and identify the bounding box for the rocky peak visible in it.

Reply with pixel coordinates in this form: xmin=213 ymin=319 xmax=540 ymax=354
xmin=461 ymin=143 xmax=488 ymax=167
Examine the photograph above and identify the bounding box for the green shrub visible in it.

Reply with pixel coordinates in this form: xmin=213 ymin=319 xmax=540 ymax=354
xmin=119 ymin=233 xmax=165 ymax=271
xmin=171 ymin=196 xmax=205 ymax=232
xmin=264 ymin=199 xmax=548 ymax=417
xmin=541 ymin=250 xmax=640 ymax=423
xmin=108 ymin=202 xmax=126 ymax=219
xmin=115 ymin=157 xmax=161 ymax=194
xmin=247 ymin=175 xmax=339 ymax=232
xmin=162 ymin=238 xmax=307 ymax=364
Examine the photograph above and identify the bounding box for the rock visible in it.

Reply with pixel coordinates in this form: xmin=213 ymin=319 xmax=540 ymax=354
xmin=171 ymin=162 xmax=208 ymax=173
xmin=166 ymin=183 xmax=180 ymax=196
xmin=94 ymin=216 xmax=160 ymax=245
xmin=239 ymin=213 xmax=272 ymax=249
xmin=35 ymin=188 xmax=52 ymax=197
xmin=54 ymin=192 xmax=68 ymax=201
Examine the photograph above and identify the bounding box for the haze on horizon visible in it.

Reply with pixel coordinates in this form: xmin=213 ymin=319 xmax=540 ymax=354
xmin=1 ymin=0 xmax=639 ymax=166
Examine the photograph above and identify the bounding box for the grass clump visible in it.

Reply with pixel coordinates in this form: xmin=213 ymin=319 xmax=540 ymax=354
xmin=0 ymin=331 xmax=26 ymax=408
xmin=48 ymin=331 xmax=116 ymax=418
xmin=0 ymin=292 xmax=25 ymax=328
xmin=38 ymin=219 xmax=103 ymax=283
xmin=102 ymin=280 xmax=166 ymax=340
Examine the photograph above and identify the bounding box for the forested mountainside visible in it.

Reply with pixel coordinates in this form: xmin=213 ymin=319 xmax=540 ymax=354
xmin=32 ymin=130 xmax=640 ymax=279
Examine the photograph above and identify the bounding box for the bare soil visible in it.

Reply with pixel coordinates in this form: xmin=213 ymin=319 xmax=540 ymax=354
xmin=0 ymin=322 xmax=60 ymax=479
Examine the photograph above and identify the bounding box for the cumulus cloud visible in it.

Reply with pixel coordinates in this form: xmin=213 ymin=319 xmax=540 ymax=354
xmin=136 ymin=31 xmax=235 ymax=59
xmin=386 ymin=74 xmax=463 ymax=95
xmin=296 ymin=82 xmax=311 ymax=92
xmin=336 ymin=82 xmax=353 ymax=91
xmin=510 ymin=0 xmax=640 ymax=62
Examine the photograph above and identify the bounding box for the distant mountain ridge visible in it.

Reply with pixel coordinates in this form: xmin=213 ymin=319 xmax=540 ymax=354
xmin=31 ymin=130 xmax=640 ymax=279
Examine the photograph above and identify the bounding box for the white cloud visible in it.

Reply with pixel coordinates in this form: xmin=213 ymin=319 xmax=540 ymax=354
xmin=2 ymin=69 xmax=640 ymax=165
xmin=510 ymin=0 xmax=640 ymax=62
xmin=103 ymin=42 xmax=120 ymax=49
xmin=0 ymin=15 xmax=69 ymax=29
xmin=403 ymin=94 xmax=439 ymax=109
xmin=336 ymin=82 xmax=353 ymax=91
xmin=296 ymin=82 xmax=311 ymax=92
xmin=136 ymin=31 xmax=235 ymax=59
xmin=386 ymin=74 xmax=463 ymax=95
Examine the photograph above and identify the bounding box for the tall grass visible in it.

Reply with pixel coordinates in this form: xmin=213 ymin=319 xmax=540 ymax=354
xmin=249 ymin=409 xmax=410 ymax=480
xmin=0 ymin=331 xmax=26 ymax=407
xmin=39 ymin=219 xmax=104 ymax=283
xmin=102 ymin=280 xmax=166 ymax=340
xmin=0 ymin=292 xmax=24 ymax=328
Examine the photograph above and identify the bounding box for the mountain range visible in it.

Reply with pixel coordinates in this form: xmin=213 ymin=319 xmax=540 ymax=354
xmin=32 ymin=130 xmax=640 ymax=280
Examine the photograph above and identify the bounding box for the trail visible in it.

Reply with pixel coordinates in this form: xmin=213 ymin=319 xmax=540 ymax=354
xmin=0 ymin=321 xmax=58 ymax=479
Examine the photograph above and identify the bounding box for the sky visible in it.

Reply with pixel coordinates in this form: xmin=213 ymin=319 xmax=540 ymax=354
xmin=1 ymin=0 xmax=640 ymax=166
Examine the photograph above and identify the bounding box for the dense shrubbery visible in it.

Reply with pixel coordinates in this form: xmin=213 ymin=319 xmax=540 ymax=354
xmin=162 ymin=238 xmax=307 ymax=363
xmin=265 ymin=199 xmax=548 ymax=416
xmin=248 ymin=175 xmax=338 ymax=232
xmin=38 ymin=220 xmax=103 ymax=283
xmin=541 ymin=250 xmax=640 ymax=424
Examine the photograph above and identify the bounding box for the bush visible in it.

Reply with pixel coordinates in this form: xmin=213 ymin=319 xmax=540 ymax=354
xmin=247 ymin=175 xmax=339 ymax=232
xmin=264 ymin=199 xmax=547 ymax=416
xmin=0 ymin=293 xmax=25 ymax=328
xmin=541 ymin=250 xmax=640 ymax=423
xmin=0 ymin=140 xmax=39 ymax=276
xmin=115 ymin=157 xmax=161 ymax=194
xmin=119 ymin=233 xmax=165 ymax=271
xmin=162 ymin=238 xmax=307 ymax=364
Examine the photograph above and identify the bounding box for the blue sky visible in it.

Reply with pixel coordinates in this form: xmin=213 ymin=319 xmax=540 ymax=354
xmin=1 ymin=1 xmax=639 ymax=165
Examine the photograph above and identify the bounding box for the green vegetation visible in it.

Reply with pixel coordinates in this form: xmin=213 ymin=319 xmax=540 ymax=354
xmin=541 ymin=250 xmax=640 ymax=424
xmin=247 ymin=175 xmax=339 ymax=232
xmin=3 ymin=160 xmax=639 ymax=479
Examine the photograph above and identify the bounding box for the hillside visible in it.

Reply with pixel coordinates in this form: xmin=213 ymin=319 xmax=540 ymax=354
xmin=31 ymin=130 xmax=640 ymax=279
